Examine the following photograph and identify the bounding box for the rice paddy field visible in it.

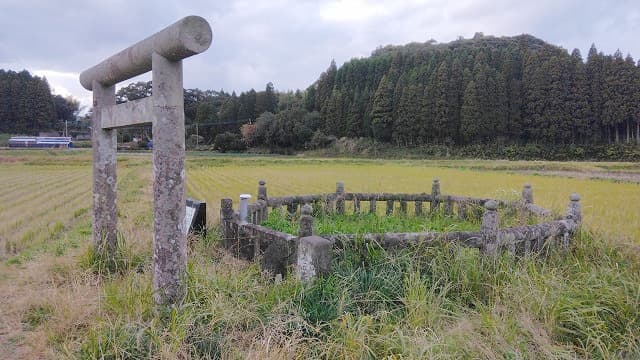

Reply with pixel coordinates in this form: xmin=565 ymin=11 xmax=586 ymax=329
xmin=0 ymin=149 xmax=638 ymax=359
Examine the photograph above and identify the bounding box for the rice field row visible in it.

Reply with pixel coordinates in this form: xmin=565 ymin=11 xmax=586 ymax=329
xmin=0 ymin=160 xmax=146 ymax=261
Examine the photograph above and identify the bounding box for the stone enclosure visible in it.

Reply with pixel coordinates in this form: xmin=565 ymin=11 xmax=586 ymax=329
xmin=220 ymin=180 xmax=582 ymax=281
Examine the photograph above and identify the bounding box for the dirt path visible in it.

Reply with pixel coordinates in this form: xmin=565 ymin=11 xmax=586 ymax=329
xmin=516 ymin=170 xmax=640 ymax=183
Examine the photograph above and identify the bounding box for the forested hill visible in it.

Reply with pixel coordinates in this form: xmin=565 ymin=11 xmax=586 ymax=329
xmin=305 ymin=33 xmax=640 ymax=146
xmin=0 ymin=70 xmax=80 ymax=135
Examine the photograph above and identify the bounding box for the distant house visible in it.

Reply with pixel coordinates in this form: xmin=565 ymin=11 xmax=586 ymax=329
xmin=9 ymin=136 xmax=73 ymax=148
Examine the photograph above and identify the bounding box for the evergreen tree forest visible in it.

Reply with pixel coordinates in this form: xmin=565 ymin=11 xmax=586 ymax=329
xmin=309 ymin=34 xmax=640 ymax=147
xmin=0 ymin=70 xmax=79 ymax=135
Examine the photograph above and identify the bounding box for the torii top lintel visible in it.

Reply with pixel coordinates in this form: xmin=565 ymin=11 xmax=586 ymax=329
xmin=79 ymin=15 xmax=212 ymax=91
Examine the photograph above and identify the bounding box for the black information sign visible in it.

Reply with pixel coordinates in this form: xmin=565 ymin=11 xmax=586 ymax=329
xmin=185 ymin=198 xmax=206 ymax=236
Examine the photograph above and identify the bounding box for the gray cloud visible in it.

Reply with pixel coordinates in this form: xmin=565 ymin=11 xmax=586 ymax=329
xmin=1 ymin=0 xmax=639 ymax=110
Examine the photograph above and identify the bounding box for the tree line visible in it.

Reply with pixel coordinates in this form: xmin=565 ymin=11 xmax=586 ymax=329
xmin=0 ymin=70 xmax=79 ymax=135
xmin=308 ymin=33 xmax=640 ymax=147
xmin=3 ymin=33 xmax=639 ymax=157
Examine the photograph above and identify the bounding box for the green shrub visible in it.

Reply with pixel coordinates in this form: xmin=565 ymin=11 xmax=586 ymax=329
xmin=213 ymin=132 xmax=246 ymax=153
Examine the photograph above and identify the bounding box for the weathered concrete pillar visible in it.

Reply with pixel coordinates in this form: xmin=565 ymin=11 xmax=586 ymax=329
xmin=335 ymin=182 xmax=345 ymax=215
xmin=522 ymin=183 xmax=533 ymax=204
xmin=431 ymin=177 xmax=441 ymax=212
xmin=239 ymin=194 xmax=251 ymax=223
xmin=152 ymin=53 xmax=186 ymax=306
xmin=220 ymin=198 xmax=234 ymax=248
xmin=566 ymin=193 xmax=582 ymax=226
xmin=369 ymin=199 xmax=377 ymax=214
xmin=415 ymin=201 xmax=423 ymax=216
xmin=258 ymin=180 xmax=268 ymax=222
xmin=91 ymin=81 xmax=118 ymax=255
xmin=299 ymin=204 xmax=313 ymax=237
xmin=400 ymin=200 xmax=407 ymax=215
xmin=296 ymin=235 xmax=333 ymax=282
xmin=386 ymin=199 xmax=394 ymax=215
xmin=481 ymin=200 xmax=499 ymax=257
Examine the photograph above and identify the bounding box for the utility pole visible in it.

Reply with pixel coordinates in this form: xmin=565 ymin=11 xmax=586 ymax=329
xmin=65 ymin=120 xmax=68 ymax=137
xmin=196 ymin=123 xmax=199 ymax=146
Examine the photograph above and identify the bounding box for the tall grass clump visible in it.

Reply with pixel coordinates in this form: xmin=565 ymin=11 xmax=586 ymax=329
xmin=78 ymin=234 xmax=147 ymax=276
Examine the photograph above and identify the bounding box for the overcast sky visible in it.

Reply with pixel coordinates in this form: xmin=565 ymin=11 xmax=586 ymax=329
xmin=1 ymin=0 xmax=639 ymax=111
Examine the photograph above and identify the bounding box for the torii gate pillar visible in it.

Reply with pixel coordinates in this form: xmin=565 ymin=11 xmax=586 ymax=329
xmin=80 ymin=16 xmax=212 ymax=305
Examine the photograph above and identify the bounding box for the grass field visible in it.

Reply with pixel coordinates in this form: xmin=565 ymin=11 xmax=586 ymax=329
xmin=0 ymin=149 xmax=638 ymax=358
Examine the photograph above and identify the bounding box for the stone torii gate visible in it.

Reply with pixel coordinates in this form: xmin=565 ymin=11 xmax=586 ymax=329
xmin=79 ymin=16 xmax=212 ymax=305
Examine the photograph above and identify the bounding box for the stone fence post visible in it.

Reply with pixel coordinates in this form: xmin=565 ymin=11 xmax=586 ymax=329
xmin=336 ymin=182 xmax=345 ymax=215
xmin=431 ymin=177 xmax=441 ymax=212
xmin=481 ymin=200 xmax=499 ymax=257
xmin=299 ymin=204 xmax=314 ymax=237
xmin=400 ymin=200 xmax=407 ymax=214
xmin=386 ymin=199 xmax=394 ymax=215
xmin=566 ymin=193 xmax=582 ymax=226
xmin=522 ymin=183 xmax=533 ymax=204
xmin=296 ymin=235 xmax=332 ymax=282
xmin=258 ymin=180 xmax=268 ymax=223
xmin=220 ymin=198 xmax=234 ymax=249
xmin=369 ymin=199 xmax=377 ymax=214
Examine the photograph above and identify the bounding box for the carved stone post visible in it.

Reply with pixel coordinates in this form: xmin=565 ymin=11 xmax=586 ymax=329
xmin=353 ymin=197 xmax=360 ymax=214
xmin=335 ymin=182 xmax=345 ymax=215
xmin=415 ymin=201 xmax=423 ymax=216
xmin=431 ymin=177 xmax=441 ymax=212
xmin=299 ymin=204 xmax=314 ymax=237
xmin=258 ymin=180 xmax=268 ymax=222
xmin=91 ymin=82 xmax=117 ymax=255
xmin=522 ymin=183 xmax=533 ymax=204
xmin=481 ymin=200 xmax=499 ymax=257
xmin=296 ymin=235 xmax=332 ymax=282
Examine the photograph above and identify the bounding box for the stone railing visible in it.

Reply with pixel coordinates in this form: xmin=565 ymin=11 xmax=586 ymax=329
xmin=220 ymin=180 xmax=582 ymax=281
